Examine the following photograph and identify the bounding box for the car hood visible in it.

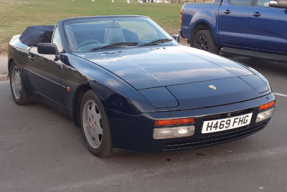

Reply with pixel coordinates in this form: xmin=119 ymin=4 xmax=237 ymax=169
xmin=75 ymin=46 xmax=269 ymax=110
xmin=75 ymin=45 xmax=253 ymax=90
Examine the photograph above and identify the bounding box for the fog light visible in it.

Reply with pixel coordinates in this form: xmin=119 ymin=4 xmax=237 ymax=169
xmin=256 ymin=107 xmax=274 ymax=123
xmin=153 ymin=126 xmax=195 ymax=140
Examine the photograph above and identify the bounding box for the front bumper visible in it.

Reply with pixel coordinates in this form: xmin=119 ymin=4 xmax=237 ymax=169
xmin=106 ymin=93 xmax=275 ymax=153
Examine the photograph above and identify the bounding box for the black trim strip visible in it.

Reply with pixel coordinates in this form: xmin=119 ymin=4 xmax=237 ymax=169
xmin=24 ymin=68 xmax=66 ymax=88
xmin=35 ymin=91 xmax=66 ymax=108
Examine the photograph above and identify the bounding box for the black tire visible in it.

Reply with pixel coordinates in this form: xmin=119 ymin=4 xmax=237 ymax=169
xmin=80 ymin=90 xmax=114 ymax=158
xmin=192 ymin=30 xmax=220 ymax=54
xmin=9 ymin=61 xmax=32 ymax=105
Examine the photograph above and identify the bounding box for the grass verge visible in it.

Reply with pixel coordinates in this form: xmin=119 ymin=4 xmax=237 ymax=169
xmin=0 ymin=0 xmax=184 ymax=53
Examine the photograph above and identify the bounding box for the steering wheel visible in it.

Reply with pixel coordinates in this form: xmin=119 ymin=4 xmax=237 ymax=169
xmin=77 ymin=39 xmax=101 ymax=50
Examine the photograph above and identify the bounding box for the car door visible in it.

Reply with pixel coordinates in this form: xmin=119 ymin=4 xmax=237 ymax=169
xmin=247 ymin=0 xmax=287 ymax=54
xmin=219 ymin=0 xmax=252 ymax=47
xmin=27 ymin=26 xmax=65 ymax=105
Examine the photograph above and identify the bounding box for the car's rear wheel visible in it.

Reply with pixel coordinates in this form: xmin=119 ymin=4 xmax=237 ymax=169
xmin=192 ymin=30 xmax=220 ymax=54
xmin=9 ymin=61 xmax=32 ymax=105
xmin=80 ymin=90 xmax=114 ymax=158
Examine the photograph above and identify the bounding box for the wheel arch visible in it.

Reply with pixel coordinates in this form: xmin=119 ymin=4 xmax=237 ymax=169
xmin=190 ymin=22 xmax=213 ymax=46
xmin=73 ymin=84 xmax=92 ymax=126
xmin=8 ymin=58 xmax=15 ymax=76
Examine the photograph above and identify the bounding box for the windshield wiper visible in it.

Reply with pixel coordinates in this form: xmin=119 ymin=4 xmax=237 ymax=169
xmin=140 ymin=38 xmax=173 ymax=47
xmin=90 ymin=42 xmax=138 ymax=51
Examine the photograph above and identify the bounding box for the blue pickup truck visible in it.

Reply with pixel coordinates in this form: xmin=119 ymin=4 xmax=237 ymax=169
xmin=180 ymin=0 xmax=287 ymax=57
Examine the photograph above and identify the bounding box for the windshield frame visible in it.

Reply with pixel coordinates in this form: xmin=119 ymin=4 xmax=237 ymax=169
xmin=61 ymin=15 xmax=178 ymax=53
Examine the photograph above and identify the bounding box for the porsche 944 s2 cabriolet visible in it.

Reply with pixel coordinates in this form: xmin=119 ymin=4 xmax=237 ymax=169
xmin=8 ymin=16 xmax=275 ymax=157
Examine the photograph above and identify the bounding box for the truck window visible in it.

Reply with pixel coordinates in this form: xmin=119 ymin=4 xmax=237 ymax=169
xmin=52 ymin=27 xmax=64 ymax=53
xmin=213 ymin=0 xmax=223 ymax=5
xmin=257 ymin=0 xmax=270 ymax=7
xmin=229 ymin=0 xmax=252 ymax=6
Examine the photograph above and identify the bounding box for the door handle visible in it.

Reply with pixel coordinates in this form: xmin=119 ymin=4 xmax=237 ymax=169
xmin=28 ymin=55 xmax=35 ymax=61
xmin=252 ymin=12 xmax=261 ymax=17
xmin=223 ymin=10 xmax=231 ymax=14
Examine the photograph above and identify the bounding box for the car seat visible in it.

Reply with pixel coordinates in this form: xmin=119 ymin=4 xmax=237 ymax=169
xmin=104 ymin=22 xmax=126 ymax=44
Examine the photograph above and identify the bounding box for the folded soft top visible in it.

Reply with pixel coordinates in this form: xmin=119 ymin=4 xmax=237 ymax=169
xmin=20 ymin=25 xmax=55 ymax=46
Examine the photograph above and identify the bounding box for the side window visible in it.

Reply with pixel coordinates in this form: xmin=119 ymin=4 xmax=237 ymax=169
xmin=213 ymin=0 xmax=223 ymax=5
xmin=52 ymin=27 xmax=63 ymax=52
xmin=257 ymin=0 xmax=270 ymax=7
xmin=229 ymin=0 xmax=252 ymax=6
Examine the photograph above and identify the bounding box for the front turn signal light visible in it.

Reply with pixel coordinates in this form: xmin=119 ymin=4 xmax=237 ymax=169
xmin=259 ymin=101 xmax=275 ymax=111
xmin=155 ymin=118 xmax=195 ymax=126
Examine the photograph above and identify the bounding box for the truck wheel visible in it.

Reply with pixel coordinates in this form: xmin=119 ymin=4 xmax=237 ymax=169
xmin=192 ymin=30 xmax=220 ymax=54
xmin=9 ymin=61 xmax=32 ymax=105
xmin=80 ymin=90 xmax=114 ymax=158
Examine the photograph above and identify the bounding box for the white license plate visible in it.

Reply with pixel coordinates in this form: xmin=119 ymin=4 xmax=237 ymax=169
xmin=202 ymin=113 xmax=253 ymax=134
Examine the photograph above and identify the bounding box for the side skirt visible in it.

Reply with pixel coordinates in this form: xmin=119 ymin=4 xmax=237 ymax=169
xmin=35 ymin=91 xmax=72 ymax=119
xmin=221 ymin=47 xmax=287 ymax=62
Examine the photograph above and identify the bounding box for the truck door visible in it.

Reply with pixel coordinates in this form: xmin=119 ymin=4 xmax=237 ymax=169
xmin=219 ymin=0 xmax=252 ymax=47
xmin=247 ymin=0 xmax=287 ymax=54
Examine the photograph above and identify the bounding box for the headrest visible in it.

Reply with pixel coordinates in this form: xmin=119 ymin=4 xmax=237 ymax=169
xmin=105 ymin=22 xmax=121 ymax=28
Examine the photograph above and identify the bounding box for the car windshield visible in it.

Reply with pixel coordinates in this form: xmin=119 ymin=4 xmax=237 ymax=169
xmin=64 ymin=17 xmax=177 ymax=52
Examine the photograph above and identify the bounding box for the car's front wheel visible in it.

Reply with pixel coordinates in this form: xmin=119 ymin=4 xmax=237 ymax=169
xmin=192 ymin=30 xmax=220 ymax=54
xmin=9 ymin=61 xmax=32 ymax=105
xmin=80 ymin=90 xmax=114 ymax=158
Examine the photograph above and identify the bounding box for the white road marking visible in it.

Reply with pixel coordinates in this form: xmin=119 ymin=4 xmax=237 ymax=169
xmin=274 ymin=92 xmax=287 ymax=98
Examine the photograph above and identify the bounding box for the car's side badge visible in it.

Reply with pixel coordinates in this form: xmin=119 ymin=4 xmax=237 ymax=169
xmin=209 ymin=85 xmax=216 ymax=90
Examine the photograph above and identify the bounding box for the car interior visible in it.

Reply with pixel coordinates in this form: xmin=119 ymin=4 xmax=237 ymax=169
xmin=65 ymin=22 xmax=139 ymax=52
xmin=19 ymin=22 xmax=140 ymax=53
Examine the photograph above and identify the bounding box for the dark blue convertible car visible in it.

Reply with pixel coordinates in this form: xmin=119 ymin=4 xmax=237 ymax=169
xmin=8 ymin=15 xmax=275 ymax=157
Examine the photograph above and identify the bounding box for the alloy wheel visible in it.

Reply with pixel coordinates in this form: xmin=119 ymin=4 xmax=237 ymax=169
xmin=82 ymin=100 xmax=103 ymax=149
xmin=195 ymin=36 xmax=208 ymax=51
xmin=11 ymin=66 xmax=22 ymax=100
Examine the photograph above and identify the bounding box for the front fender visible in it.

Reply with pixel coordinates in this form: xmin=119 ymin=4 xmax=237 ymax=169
xmin=62 ymin=54 xmax=156 ymax=118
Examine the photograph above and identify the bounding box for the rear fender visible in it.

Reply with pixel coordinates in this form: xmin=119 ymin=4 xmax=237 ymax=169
xmin=8 ymin=35 xmax=35 ymax=98
xmin=187 ymin=8 xmax=219 ymax=46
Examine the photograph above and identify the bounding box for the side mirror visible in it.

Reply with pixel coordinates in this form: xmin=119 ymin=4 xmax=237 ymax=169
xmin=37 ymin=43 xmax=60 ymax=61
xmin=269 ymin=0 xmax=287 ymax=9
xmin=172 ymin=35 xmax=180 ymax=43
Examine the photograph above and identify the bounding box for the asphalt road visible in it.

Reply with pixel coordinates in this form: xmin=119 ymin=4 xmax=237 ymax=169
xmin=0 ymin=54 xmax=287 ymax=192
